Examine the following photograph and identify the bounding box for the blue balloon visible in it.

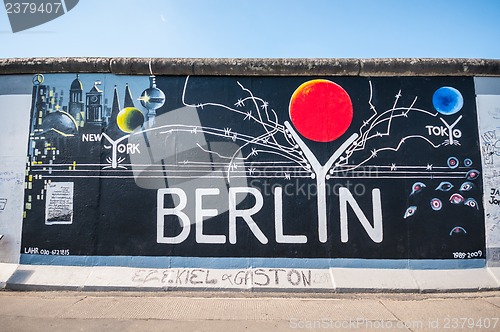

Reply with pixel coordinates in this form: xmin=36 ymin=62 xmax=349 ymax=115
xmin=432 ymin=87 xmax=463 ymax=115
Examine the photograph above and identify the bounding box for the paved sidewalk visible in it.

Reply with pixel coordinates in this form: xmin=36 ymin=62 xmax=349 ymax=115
xmin=1 ymin=291 xmax=500 ymax=331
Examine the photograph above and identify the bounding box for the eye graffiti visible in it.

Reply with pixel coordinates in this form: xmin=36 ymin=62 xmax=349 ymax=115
xmin=459 ymin=182 xmax=474 ymax=192
xmin=410 ymin=182 xmax=426 ymax=196
xmin=430 ymin=198 xmax=443 ymax=211
xmin=436 ymin=181 xmax=454 ymax=192
xmin=447 ymin=157 xmax=459 ymax=169
xmin=401 ymin=154 xmax=481 ymax=244
xmin=464 ymin=198 xmax=479 ymax=210
xmin=449 ymin=193 xmax=465 ymax=205
xmin=466 ymin=169 xmax=480 ymax=181
xmin=404 ymin=206 xmax=417 ymax=219
xmin=450 ymin=226 xmax=467 ymax=236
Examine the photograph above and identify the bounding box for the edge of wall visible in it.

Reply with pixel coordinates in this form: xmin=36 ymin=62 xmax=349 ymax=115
xmin=0 ymin=58 xmax=499 ymax=76
xmin=2 ymin=58 xmax=500 ymax=292
xmin=2 ymin=263 xmax=500 ymax=293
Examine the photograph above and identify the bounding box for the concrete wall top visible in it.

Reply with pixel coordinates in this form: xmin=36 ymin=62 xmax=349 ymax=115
xmin=0 ymin=58 xmax=499 ymax=76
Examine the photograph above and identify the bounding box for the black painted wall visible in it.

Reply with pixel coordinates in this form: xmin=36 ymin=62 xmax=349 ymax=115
xmin=21 ymin=75 xmax=485 ymax=261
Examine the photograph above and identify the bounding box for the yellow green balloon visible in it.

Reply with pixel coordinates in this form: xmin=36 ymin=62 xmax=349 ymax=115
xmin=117 ymin=107 xmax=144 ymax=133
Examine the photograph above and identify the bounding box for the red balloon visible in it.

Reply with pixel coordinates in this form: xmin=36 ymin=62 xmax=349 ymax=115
xmin=289 ymin=79 xmax=353 ymax=142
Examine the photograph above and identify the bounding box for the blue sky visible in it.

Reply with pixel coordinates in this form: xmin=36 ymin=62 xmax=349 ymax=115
xmin=1 ymin=0 xmax=500 ymax=59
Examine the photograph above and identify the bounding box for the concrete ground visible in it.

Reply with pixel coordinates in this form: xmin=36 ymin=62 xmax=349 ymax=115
xmin=1 ymin=291 xmax=500 ymax=331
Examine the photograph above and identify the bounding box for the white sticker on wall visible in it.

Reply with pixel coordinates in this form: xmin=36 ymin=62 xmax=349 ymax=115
xmin=45 ymin=182 xmax=74 ymax=225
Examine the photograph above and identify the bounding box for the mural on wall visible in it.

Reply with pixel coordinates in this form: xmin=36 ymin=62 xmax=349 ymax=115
xmin=21 ymin=74 xmax=485 ymax=261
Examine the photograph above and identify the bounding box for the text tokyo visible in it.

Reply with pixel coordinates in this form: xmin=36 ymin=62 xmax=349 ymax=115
xmin=156 ymin=186 xmax=383 ymax=245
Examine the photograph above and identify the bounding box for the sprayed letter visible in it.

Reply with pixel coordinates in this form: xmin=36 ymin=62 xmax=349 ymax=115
xmin=196 ymin=188 xmax=226 ymax=244
xmin=157 ymin=188 xmax=190 ymax=244
xmin=340 ymin=187 xmax=383 ymax=243
xmin=274 ymin=187 xmax=307 ymax=243
xmin=229 ymin=187 xmax=267 ymax=244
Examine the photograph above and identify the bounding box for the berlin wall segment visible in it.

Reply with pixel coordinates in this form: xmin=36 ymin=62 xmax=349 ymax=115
xmin=20 ymin=73 xmax=485 ymax=264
